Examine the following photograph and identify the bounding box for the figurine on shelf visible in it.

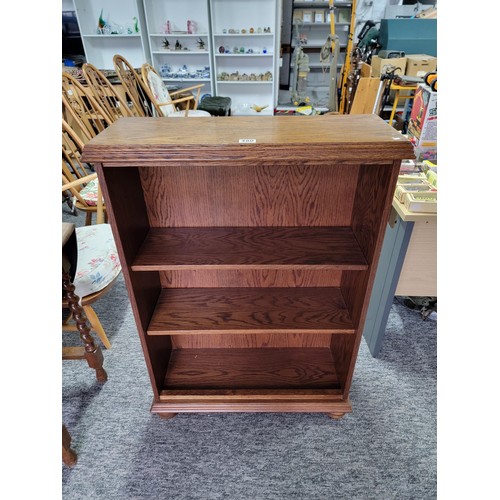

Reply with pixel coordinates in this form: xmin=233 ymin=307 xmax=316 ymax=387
xmin=97 ymin=9 xmax=106 ymax=34
xmin=175 ymin=40 xmax=182 ymax=50
xmin=187 ymin=20 xmax=197 ymax=34
xmin=249 ymin=27 xmax=254 ymax=34
xmin=163 ymin=20 xmax=171 ymax=34
xmin=162 ymin=38 xmax=170 ymax=50
xmin=133 ymin=16 xmax=139 ymax=33
xmin=251 ymin=104 xmax=269 ymax=112
xmin=197 ymin=38 xmax=206 ymax=50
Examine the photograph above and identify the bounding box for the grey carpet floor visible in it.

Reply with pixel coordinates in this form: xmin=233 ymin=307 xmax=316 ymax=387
xmin=62 ymin=207 xmax=437 ymax=500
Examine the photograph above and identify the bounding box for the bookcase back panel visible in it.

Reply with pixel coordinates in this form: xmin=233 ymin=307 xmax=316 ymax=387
xmin=138 ymin=163 xmax=359 ymax=227
xmin=171 ymin=333 xmax=332 ymax=349
xmin=159 ymin=269 xmax=342 ymax=288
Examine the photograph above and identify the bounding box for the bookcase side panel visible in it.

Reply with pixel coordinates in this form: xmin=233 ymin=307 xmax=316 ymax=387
xmin=97 ymin=165 xmax=170 ymax=396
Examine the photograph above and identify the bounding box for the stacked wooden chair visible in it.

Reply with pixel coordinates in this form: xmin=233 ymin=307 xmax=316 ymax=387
xmin=82 ymin=62 xmax=135 ymax=121
xmin=62 ymin=71 xmax=113 ymax=142
xmin=113 ymin=54 xmax=156 ymax=117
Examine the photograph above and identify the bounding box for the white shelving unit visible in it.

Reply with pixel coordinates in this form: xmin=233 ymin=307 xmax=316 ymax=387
xmin=73 ymin=0 xmax=151 ymax=69
xmin=209 ymin=0 xmax=281 ymax=116
xmin=143 ymin=0 xmax=214 ymax=96
xmin=289 ymin=1 xmax=352 ymax=106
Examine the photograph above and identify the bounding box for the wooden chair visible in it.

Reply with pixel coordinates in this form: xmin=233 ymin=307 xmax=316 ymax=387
xmin=62 ymin=424 xmax=77 ymax=467
xmin=62 ymin=72 xmax=113 ymax=142
xmin=62 ymin=222 xmax=108 ymax=379
xmin=62 ymin=222 xmax=122 ymax=351
xmin=113 ymin=54 xmax=155 ymax=117
xmin=140 ymin=63 xmax=211 ymax=117
xmin=82 ymin=62 xmax=135 ymax=122
xmin=62 ymin=119 xmax=106 ymax=225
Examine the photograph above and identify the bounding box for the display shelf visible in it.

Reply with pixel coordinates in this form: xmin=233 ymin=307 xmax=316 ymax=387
xmin=152 ymin=50 xmax=209 ymax=55
xmin=82 ymin=34 xmax=142 ymax=38
xmin=216 ymin=54 xmax=274 ymax=57
xmin=143 ymin=0 xmax=214 ymax=95
xmin=84 ymin=114 xmax=414 ymax=418
xmin=289 ymin=0 xmax=352 ymax=107
xmin=210 ymin=0 xmax=281 ymax=114
xmin=72 ymin=0 xmax=150 ymax=69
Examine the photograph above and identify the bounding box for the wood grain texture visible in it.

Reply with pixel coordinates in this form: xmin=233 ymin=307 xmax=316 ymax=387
xmin=159 ymin=269 xmax=342 ymax=288
xmin=160 ymin=389 xmax=343 ymax=399
xmin=91 ymin=116 xmax=411 ymax=414
xmin=163 ymin=348 xmax=340 ymax=389
xmin=340 ymin=160 xmax=402 ymax=397
xmin=95 ymin=164 xmax=169 ymax=396
xmin=148 ymin=287 xmax=355 ymax=335
xmin=151 ymin=399 xmax=352 ymax=413
xmin=171 ymin=333 xmax=332 ymax=349
xmin=138 ymin=164 xmax=358 ymax=227
xmin=132 ymin=227 xmax=368 ymax=270
xmin=350 ymin=164 xmax=395 ymax=264
xmin=81 ymin=115 xmax=414 ymax=165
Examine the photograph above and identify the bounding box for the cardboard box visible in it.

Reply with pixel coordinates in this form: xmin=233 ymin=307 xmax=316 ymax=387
xmin=371 ymin=56 xmax=407 ymax=77
xmin=405 ymin=54 xmax=437 ymax=77
xmin=302 ymin=10 xmax=313 ymax=23
xmin=407 ymin=83 xmax=437 ymax=148
xmin=315 ymin=10 xmax=325 ymax=23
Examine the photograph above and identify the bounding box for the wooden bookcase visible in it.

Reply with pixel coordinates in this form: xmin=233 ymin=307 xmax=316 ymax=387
xmin=82 ymin=114 xmax=413 ymax=419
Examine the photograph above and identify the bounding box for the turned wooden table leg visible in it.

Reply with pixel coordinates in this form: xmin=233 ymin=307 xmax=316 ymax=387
xmin=328 ymin=412 xmax=347 ymax=420
xmin=158 ymin=413 xmax=178 ymax=420
xmin=62 ymin=425 xmax=78 ymax=467
xmin=62 ymin=273 xmax=108 ymax=383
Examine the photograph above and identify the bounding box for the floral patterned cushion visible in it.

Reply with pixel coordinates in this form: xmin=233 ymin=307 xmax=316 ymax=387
xmin=147 ymin=69 xmax=176 ymax=116
xmin=73 ymin=224 xmax=121 ymax=300
xmin=79 ymin=178 xmax=100 ymax=206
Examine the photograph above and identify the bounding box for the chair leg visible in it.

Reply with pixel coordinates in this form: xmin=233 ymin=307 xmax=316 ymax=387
xmin=85 ymin=211 xmax=92 ymax=226
xmin=62 ymin=425 xmax=77 ymax=467
xmin=62 ymin=273 xmax=107 ymax=383
xmin=83 ymin=305 xmax=112 ymax=349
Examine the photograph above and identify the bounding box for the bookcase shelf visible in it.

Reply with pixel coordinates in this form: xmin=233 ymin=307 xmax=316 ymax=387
xmin=147 ymin=287 xmax=355 ymax=335
xmin=83 ymin=114 xmax=413 ymax=419
xmin=131 ymin=227 xmax=368 ymax=271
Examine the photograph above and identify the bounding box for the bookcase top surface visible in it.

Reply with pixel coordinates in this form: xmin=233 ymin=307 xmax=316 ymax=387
xmin=82 ymin=115 xmax=414 ymax=163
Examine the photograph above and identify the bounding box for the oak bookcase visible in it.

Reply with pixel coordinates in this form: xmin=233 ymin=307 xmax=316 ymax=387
xmin=82 ymin=114 xmax=413 ymax=419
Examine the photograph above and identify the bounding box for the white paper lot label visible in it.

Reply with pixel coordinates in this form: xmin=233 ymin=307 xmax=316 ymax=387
xmin=239 ymin=139 xmax=256 ymax=144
